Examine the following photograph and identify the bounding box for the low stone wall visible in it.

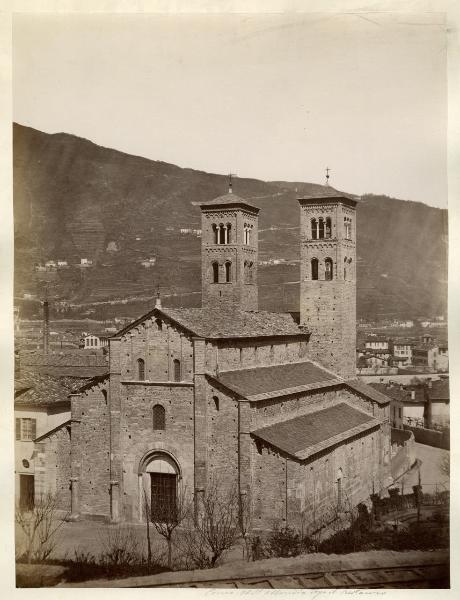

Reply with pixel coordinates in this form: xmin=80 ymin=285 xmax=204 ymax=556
xmin=390 ymin=428 xmax=415 ymax=481
xmin=403 ymin=425 xmax=450 ymax=450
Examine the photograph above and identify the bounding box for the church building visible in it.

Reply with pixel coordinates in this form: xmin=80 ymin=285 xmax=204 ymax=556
xmin=68 ymin=186 xmax=391 ymax=532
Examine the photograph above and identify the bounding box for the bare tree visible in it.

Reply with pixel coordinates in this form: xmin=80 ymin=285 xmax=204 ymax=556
xmin=145 ymin=482 xmax=189 ymax=569
xmin=15 ymin=493 xmax=67 ymax=563
xmin=194 ymin=480 xmax=240 ymax=567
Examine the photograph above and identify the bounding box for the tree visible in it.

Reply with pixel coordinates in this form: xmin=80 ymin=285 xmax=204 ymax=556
xmin=145 ymin=482 xmax=189 ymax=569
xmin=194 ymin=480 xmax=241 ymax=567
xmin=15 ymin=493 xmax=67 ymax=563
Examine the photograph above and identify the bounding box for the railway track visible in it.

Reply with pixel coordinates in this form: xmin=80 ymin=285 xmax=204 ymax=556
xmin=160 ymin=563 xmax=449 ymax=589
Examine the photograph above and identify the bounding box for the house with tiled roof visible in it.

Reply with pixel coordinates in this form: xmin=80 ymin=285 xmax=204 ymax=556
xmin=14 ymin=369 xmax=88 ymax=511
xmin=68 ymin=186 xmax=392 ymax=531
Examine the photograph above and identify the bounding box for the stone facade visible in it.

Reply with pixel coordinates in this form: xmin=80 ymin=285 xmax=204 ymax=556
xmin=68 ymin=188 xmax=391 ymax=532
xmin=299 ymin=196 xmax=357 ymax=379
xmin=201 ymin=195 xmax=259 ymax=311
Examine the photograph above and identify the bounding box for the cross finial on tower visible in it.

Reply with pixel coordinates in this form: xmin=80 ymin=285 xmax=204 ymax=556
xmin=325 ymin=167 xmax=330 ymax=186
xmin=155 ymin=283 xmax=162 ymax=309
xmin=228 ymin=172 xmax=236 ymax=194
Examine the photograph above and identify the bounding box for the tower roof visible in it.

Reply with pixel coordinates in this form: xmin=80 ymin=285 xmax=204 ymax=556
xmin=297 ymin=186 xmax=360 ymax=204
xmin=199 ymin=192 xmax=259 ymax=213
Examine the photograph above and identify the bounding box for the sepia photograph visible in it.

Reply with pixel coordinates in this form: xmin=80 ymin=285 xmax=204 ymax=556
xmin=9 ymin=5 xmax=453 ymax=590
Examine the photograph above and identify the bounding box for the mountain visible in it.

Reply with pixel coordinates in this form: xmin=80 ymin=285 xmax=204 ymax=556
xmin=13 ymin=123 xmax=447 ymax=321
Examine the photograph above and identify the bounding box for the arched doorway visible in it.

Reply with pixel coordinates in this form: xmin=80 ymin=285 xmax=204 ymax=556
xmin=138 ymin=451 xmax=181 ymax=522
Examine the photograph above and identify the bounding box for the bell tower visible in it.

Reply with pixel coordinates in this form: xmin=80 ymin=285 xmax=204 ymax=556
xmin=298 ymin=190 xmax=358 ymax=379
xmin=200 ymin=188 xmax=259 ymax=311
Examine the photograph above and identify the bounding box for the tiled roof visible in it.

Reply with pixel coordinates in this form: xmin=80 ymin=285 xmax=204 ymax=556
xmin=199 ymin=192 xmax=259 ymax=212
xmin=20 ymin=350 xmax=108 ymax=378
xmin=370 ymin=383 xmax=424 ymax=404
xmin=117 ymin=307 xmax=309 ymax=340
xmin=345 ymin=379 xmax=391 ymax=406
xmin=212 ymin=361 xmax=339 ymax=401
xmin=297 ymin=187 xmax=359 ymax=202
xmin=14 ymin=370 xmax=86 ymax=407
xmin=21 ymin=350 xmax=108 ymax=367
xmin=252 ymin=403 xmax=380 ymax=460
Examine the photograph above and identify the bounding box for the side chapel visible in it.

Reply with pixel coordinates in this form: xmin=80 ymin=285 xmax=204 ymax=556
xmin=69 ymin=187 xmax=391 ymax=531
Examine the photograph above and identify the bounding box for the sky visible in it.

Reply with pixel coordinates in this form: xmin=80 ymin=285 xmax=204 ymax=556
xmin=13 ymin=12 xmax=448 ymax=208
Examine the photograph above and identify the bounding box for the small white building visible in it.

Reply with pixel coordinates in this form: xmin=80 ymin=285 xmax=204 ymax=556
xmin=80 ymin=258 xmax=93 ymax=266
xmin=57 ymin=260 xmax=68 ymax=267
xmin=82 ymin=334 xmax=109 ymax=350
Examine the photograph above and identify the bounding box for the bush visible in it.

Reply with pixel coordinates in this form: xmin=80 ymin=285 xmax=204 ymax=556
xmin=264 ymin=526 xmax=312 ymax=558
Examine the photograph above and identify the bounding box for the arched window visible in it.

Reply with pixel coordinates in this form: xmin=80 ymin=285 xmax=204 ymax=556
xmin=248 ymin=262 xmax=254 ymax=284
xmin=225 ymin=261 xmax=232 ymax=282
xmin=311 ymin=218 xmax=317 ymax=240
xmin=153 ymin=404 xmax=166 ymax=430
xmin=212 ymin=224 xmax=219 ymax=244
xmin=347 ymin=258 xmax=352 ymax=280
xmin=344 ymin=257 xmax=347 ymax=280
xmin=226 ymin=223 xmax=232 ymax=244
xmin=244 ymin=260 xmax=248 ymax=283
xmin=212 ymin=262 xmax=219 ymax=283
xmin=213 ymin=396 xmax=219 ymax=411
xmin=155 ymin=318 xmax=163 ymax=331
xmin=173 ymin=359 xmax=181 ymax=382
xmin=325 ymin=258 xmax=333 ymax=281
xmin=318 ymin=218 xmax=325 ymax=239
xmin=325 ymin=217 xmax=332 ymax=238
xmin=311 ymin=258 xmax=319 ymax=280
xmin=137 ymin=358 xmax=145 ymax=381
xmin=102 ymin=389 xmax=108 ymax=404
xmin=218 ymin=224 xmax=226 ymax=244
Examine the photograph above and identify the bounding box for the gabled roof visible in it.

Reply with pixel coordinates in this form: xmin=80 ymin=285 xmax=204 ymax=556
xmin=345 ymin=379 xmax=391 ymax=406
xmin=116 ymin=306 xmax=309 ymax=340
xmin=211 ymin=361 xmax=339 ymax=401
xmin=35 ymin=420 xmax=71 ymax=443
xmin=252 ymin=403 xmax=380 ymax=461
xmin=199 ymin=192 xmax=259 ymax=213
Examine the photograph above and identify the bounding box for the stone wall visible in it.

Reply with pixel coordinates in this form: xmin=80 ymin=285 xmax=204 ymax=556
xmin=34 ymin=426 xmax=71 ymax=511
xmin=119 ymin=383 xmax=195 ymax=521
xmin=71 ymin=382 xmax=110 ymax=518
xmin=201 ymin=208 xmax=258 ymax=311
xmin=119 ymin=317 xmax=194 ymax=383
xmin=207 ymin=338 xmax=309 ymax=374
xmin=252 ymin=427 xmax=382 ymax=532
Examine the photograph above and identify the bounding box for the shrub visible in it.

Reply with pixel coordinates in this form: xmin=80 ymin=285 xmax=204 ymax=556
xmin=264 ymin=526 xmax=312 ymax=558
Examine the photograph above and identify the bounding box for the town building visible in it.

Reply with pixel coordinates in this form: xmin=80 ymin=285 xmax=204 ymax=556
xmin=15 ymin=369 xmax=76 ymax=512
xmin=392 ymin=340 xmax=414 ymax=366
xmin=81 ymin=334 xmax=109 ymax=350
xmin=68 ymin=188 xmax=392 ymax=532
